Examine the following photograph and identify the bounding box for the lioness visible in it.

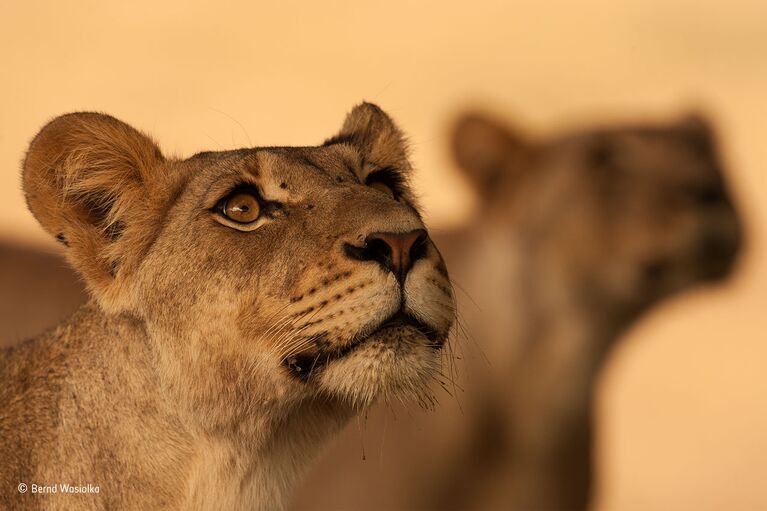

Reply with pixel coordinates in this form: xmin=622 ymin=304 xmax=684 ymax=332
xmin=0 ymin=103 xmax=455 ymax=510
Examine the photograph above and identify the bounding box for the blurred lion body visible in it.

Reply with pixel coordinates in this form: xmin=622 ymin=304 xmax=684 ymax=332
xmin=0 ymin=104 xmax=454 ymax=510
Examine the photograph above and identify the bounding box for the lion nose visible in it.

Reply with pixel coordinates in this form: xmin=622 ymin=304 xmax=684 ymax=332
xmin=345 ymin=229 xmax=429 ymax=283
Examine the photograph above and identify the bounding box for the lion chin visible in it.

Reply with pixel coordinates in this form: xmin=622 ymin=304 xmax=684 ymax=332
xmin=317 ymin=325 xmax=444 ymax=409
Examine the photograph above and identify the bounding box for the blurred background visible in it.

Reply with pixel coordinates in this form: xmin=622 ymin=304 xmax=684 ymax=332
xmin=2 ymin=1 xmax=766 ymax=509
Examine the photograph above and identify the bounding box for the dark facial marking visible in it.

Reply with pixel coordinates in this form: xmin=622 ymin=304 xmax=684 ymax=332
xmin=293 ymin=305 xmax=316 ymax=317
xmin=435 ymin=258 xmax=449 ymax=278
xmin=285 ymin=352 xmax=320 ymax=381
xmin=428 ymin=277 xmax=453 ymax=298
xmin=365 ymin=167 xmax=406 ymax=198
xmin=286 ymin=152 xmax=324 ymax=173
xmin=283 ymin=333 xmax=331 ymax=380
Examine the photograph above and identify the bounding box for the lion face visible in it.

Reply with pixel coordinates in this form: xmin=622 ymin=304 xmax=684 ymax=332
xmin=138 ymin=140 xmax=454 ymax=410
xmin=22 ymin=104 xmax=454 ymax=422
xmin=453 ymin=113 xmax=742 ymax=313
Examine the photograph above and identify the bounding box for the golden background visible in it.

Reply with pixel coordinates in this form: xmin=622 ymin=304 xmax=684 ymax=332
xmin=2 ymin=1 xmax=766 ymax=508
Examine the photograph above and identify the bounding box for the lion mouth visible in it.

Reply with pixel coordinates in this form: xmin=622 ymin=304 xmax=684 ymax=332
xmin=283 ymin=310 xmax=443 ymax=380
xmin=373 ymin=310 xmax=442 ymax=343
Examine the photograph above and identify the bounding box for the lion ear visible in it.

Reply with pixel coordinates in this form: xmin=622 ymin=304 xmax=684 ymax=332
xmin=23 ymin=112 xmax=166 ymax=312
xmin=676 ymin=111 xmax=715 ymax=149
xmin=451 ymin=113 xmax=532 ymax=198
xmin=328 ymin=102 xmax=410 ymax=171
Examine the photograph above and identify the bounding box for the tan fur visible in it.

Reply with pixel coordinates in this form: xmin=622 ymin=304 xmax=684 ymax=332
xmin=0 ymin=103 xmax=454 ymax=510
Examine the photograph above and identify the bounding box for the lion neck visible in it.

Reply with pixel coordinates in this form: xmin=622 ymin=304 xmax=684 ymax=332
xmin=461 ymin=222 xmax=639 ymax=509
xmin=459 ymin=220 xmax=636 ymax=385
xmin=62 ymin=301 xmax=355 ymax=510
xmin=183 ymin=397 xmax=353 ymax=511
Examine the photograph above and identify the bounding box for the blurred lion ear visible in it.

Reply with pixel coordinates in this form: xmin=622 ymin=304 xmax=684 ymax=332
xmin=677 ymin=112 xmax=712 ymax=135
xmin=451 ymin=113 xmax=532 ymax=198
xmin=22 ymin=112 xmax=166 ymax=312
xmin=677 ymin=111 xmax=715 ymax=146
xmin=327 ymin=102 xmax=410 ymax=171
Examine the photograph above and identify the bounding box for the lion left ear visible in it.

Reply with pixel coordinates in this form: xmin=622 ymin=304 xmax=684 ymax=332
xmin=22 ymin=112 xmax=172 ymax=313
xmin=451 ymin=112 xmax=533 ymax=199
xmin=328 ymin=102 xmax=410 ymax=171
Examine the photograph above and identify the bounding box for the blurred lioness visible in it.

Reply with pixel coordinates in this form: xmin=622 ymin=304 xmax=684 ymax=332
xmin=425 ymin=110 xmax=743 ymax=509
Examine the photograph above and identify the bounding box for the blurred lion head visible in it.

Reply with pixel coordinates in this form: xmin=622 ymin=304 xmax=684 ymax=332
xmin=452 ymin=111 xmax=742 ymax=314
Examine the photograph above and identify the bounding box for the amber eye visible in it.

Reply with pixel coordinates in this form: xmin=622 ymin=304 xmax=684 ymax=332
xmin=222 ymin=192 xmax=261 ymax=223
xmin=369 ymin=181 xmax=395 ymax=199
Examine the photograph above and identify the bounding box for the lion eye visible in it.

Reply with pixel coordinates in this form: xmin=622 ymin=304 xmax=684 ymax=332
xmin=222 ymin=192 xmax=261 ymax=223
xmin=369 ymin=181 xmax=395 ymax=199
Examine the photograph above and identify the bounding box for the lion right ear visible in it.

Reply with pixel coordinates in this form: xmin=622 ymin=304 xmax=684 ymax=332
xmin=329 ymin=102 xmax=411 ymax=173
xmin=23 ymin=112 xmax=167 ymax=312
xmin=451 ymin=113 xmax=533 ymax=199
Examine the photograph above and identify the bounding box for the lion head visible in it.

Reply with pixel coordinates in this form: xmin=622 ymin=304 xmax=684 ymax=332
xmin=22 ymin=103 xmax=455 ymax=433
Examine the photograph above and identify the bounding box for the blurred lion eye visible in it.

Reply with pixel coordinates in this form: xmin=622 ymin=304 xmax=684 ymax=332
xmin=222 ymin=192 xmax=261 ymax=223
xmin=370 ymin=181 xmax=395 ymax=199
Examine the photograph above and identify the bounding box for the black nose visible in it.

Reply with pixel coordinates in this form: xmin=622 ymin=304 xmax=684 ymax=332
xmin=345 ymin=229 xmax=429 ymax=282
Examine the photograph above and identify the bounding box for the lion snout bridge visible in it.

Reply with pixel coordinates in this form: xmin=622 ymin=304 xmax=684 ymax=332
xmin=344 ymin=229 xmax=428 ymax=283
